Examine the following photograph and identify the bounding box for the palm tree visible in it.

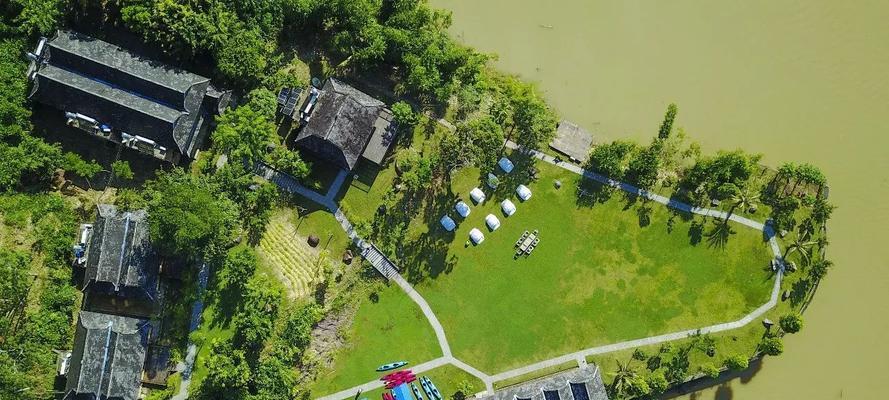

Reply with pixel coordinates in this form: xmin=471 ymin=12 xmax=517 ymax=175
xmin=726 ymin=186 xmax=760 ymax=221
xmin=609 ymin=359 xmax=639 ymax=399
xmin=809 ymin=259 xmax=833 ymax=281
xmin=783 ymin=233 xmax=817 ymax=266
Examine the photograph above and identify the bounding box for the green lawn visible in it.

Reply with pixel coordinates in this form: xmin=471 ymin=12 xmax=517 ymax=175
xmin=356 ymin=364 xmax=485 ymax=400
xmin=361 ymin=156 xmax=774 ymax=373
xmin=310 ymin=283 xmax=442 ymax=397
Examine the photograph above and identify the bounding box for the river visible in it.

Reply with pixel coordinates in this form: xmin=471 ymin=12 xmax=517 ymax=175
xmin=432 ymin=1 xmax=889 ymax=398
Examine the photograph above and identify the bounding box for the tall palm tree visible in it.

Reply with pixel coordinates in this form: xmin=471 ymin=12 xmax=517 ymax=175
xmin=783 ymin=233 xmax=817 ymax=266
xmin=726 ymin=186 xmax=760 ymax=221
xmin=609 ymin=359 xmax=639 ymax=399
xmin=809 ymin=259 xmax=833 ymax=281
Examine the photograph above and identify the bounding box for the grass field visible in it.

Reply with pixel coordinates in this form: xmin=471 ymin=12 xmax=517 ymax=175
xmin=310 ymin=284 xmax=442 ymax=397
xmin=332 ymin=149 xmax=775 ymax=376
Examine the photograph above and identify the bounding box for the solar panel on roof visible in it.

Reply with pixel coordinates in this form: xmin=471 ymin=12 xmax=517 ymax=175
xmin=282 ymin=94 xmax=299 ymax=116
xmin=277 ymin=87 xmax=291 ymax=105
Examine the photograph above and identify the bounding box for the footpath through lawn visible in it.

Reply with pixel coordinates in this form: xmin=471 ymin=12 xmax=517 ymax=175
xmin=344 ymin=154 xmax=773 ymax=374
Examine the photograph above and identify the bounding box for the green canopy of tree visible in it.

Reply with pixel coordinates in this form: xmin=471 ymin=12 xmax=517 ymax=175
xmin=233 ymin=274 xmax=283 ymax=351
xmin=779 ymin=313 xmax=804 ymax=333
xmin=213 ymin=88 xmax=280 ymax=165
xmin=723 ymin=354 xmax=749 ymax=371
xmin=145 ymin=169 xmax=238 ymax=259
xmin=682 ymin=150 xmax=762 ymax=199
xmin=585 ymin=140 xmax=637 ymax=180
xmin=658 ymin=103 xmax=678 ymax=139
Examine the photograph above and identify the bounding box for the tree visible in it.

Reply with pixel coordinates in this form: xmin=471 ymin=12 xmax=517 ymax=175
xmin=213 ymin=89 xmax=279 ymax=165
xmin=783 ymin=233 xmax=816 ymax=266
xmin=280 ymin=304 xmax=323 ymax=358
xmin=511 ymin=89 xmax=558 ymax=151
xmin=202 ymin=340 xmax=251 ymax=395
xmin=699 ymin=363 xmax=720 ymax=379
xmin=683 ymin=150 xmax=761 ymax=198
xmin=391 ymin=101 xmax=418 ymax=130
xmin=585 ymin=140 xmax=637 ymax=180
xmin=809 ymin=259 xmax=833 ymax=281
xmin=11 ymin=0 xmax=64 ymax=36
xmin=726 ymin=185 xmax=760 ymax=220
xmin=456 ymin=116 xmax=504 ymax=172
xmin=658 ymin=103 xmax=678 ymax=139
xmin=265 ymin=147 xmax=310 ymax=179
xmin=779 ymin=313 xmax=804 ymax=334
xmin=609 ymin=359 xmax=649 ymax=399
xmin=110 ymin=160 xmax=134 ymax=181
xmin=626 ymin=145 xmax=660 ymax=188
xmin=233 ymin=275 xmax=283 ymax=351
xmin=0 ymin=249 xmax=30 ymax=326
xmin=771 ymin=196 xmax=800 ymax=232
xmin=723 ymin=354 xmax=749 ymax=371
xmin=146 ymin=169 xmax=238 ymax=259
xmin=759 ymin=336 xmax=784 ymax=356
xmin=646 ymin=370 xmax=669 ymax=396
xmin=221 ymin=245 xmax=258 ymax=290
xmin=253 ymin=356 xmax=296 ymax=399
xmin=811 ymin=198 xmax=835 ymax=227
xmin=632 ymin=348 xmax=647 ymax=361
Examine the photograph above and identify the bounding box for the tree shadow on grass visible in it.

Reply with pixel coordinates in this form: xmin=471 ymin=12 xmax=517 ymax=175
xmin=705 ymin=219 xmax=735 ymax=249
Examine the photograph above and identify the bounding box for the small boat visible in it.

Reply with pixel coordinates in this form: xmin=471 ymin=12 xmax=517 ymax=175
xmin=420 ymin=377 xmax=434 ymax=399
xmin=412 ymin=383 xmax=425 ymax=400
xmin=377 ymin=361 xmax=409 ymax=372
xmin=424 ymin=377 xmax=442 ymax=400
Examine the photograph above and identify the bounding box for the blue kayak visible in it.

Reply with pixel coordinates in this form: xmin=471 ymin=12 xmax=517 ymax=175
xmin=376 ymin=361 xmax=409 ymax=372
xmin=424 ymin=377 xmax=442 ymax=400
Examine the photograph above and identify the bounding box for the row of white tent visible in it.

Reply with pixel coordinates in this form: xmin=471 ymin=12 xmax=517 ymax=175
xmin=439 ymin=179 xmax=533 ymax=245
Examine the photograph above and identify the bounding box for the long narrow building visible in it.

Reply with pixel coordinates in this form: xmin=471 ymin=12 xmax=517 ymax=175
xmin=26 ymin=30 xmax=230 ymax=163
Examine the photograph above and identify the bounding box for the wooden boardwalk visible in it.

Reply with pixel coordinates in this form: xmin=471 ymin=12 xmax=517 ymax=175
xmin=359 ymin=241 xmax=399 ymax=280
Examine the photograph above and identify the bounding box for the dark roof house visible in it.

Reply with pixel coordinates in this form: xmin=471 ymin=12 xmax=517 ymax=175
xmin=294 ymin=78 xmax=395 ymax=170
xmin=26 ymin=30 xmax=230 ymax=163
xmin=82 ymin=205 xmax=159 ymax=304
xmin=478 ymin=365 xmax=609 ymax=400
xmin=65 ymin=311 xmax=152 ymax=400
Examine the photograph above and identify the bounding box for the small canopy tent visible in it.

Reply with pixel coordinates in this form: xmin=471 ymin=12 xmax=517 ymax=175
xmin=470 ymin=187 xmax=486 ymax=204
xmin=498 ymin=157 xmax=515 ymax=173
xmin=455 ymin=201 xmax=471 ymax=218
xmin=516 ymin=184 xmax=532 ymax=201
xmin=469 ymin=228 xmax=485 ymax=244
xmin=440 ymin=215 xmax=456 ymax=231
xmin=485 ymin=214 xmax=501 ymax=231
xmin=500 ymin=199 xmax=516 ymax=216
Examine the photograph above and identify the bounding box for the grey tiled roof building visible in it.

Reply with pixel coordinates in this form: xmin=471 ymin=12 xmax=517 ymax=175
xmin=478 ymin=365 xmax=609 ymax=400
xmin=64 ymin=311 xmax=152 ymax=400
xmin=27 ymin=30 xmax=230 ymax=163
xmin=83 ymin=204 xmax=158 ymax=303
xmin=295 ymin=78 xmax=395 ymax=170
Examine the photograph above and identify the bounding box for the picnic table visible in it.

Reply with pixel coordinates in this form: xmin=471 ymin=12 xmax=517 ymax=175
xmin=515 ymin=230 xmax=540 ymax=256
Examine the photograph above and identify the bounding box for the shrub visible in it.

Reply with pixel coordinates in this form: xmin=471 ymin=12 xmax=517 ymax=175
xmin=723 ymin=354 xmax=749 ymax=371
xmin=759 ymin=336 xmax=784 ymax=356
xmin=779 ymin=313 xmax=804 ymax=334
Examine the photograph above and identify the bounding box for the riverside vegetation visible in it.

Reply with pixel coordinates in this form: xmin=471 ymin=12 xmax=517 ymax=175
xmin=0 ymin=1 xmax=832 ymax=400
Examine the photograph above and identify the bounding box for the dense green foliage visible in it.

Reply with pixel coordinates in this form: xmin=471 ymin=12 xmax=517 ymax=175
xmin=0 ymin=194 xmax=79 ymax=400
xmin=779 ymin=312 xmax=804 ymax=333
xmin=658 ymin=103 xmax=678 ymax=139
xmin=146 ymin=169 xmax=238 ymax=259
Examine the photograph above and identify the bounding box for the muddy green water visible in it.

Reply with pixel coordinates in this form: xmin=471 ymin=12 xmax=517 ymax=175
xmin=432 ymin=1 xmax=889 ymax=398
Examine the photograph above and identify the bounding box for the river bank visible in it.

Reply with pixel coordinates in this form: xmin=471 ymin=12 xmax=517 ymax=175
xmin=433 ymin=0 xmax=889 ymax=398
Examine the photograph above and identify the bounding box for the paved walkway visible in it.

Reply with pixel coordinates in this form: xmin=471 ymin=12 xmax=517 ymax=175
xmin=171 ymin=262 xmax=210 ymax=400
xmin=263 ymin=150 xmax=786 ymax=400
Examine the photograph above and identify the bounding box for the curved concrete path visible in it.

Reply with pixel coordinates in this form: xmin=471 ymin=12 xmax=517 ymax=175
xmin=260 ymin=148 xmax=785 ymax=400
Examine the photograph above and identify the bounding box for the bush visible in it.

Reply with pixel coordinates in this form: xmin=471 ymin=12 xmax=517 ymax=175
xmin=779 ymin=313 xmax=804 ymax=334
xmin=723 ymin=354 xmax=749 ymax=371
xmin=759 ymin=336 xmax=784 ymax=356
xmin=699 ymin=363 xmax=720 ymax=379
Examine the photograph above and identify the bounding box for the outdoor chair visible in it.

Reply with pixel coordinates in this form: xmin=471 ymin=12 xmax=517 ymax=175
xmin=533 ymin=229 xmax=539 ymax=235
xmin=533 ymin=238 xmax=540 ymax=246
xmin=515 ymin=239 xmax=522 ymax=248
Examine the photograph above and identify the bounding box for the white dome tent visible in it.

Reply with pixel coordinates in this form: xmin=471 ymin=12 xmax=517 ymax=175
xmin=485 ymin=214 xmax=501 ymax=231
xmin=470 ymin=187 xmax=486 ymax=204
xmin=440 ymin=215 xmax=456 ymax=231
xmin=455 ymin=201 xmax=471 ymax=218
xmin=498 ymin=157 xmax=514 ymax=173
xmin=500 ymin=199 xmax=516 ymax=216
xmin=516 ymin=184 xmax=532 ymax=201
xmin=469 ymin=228 xmax=485 ymax=244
